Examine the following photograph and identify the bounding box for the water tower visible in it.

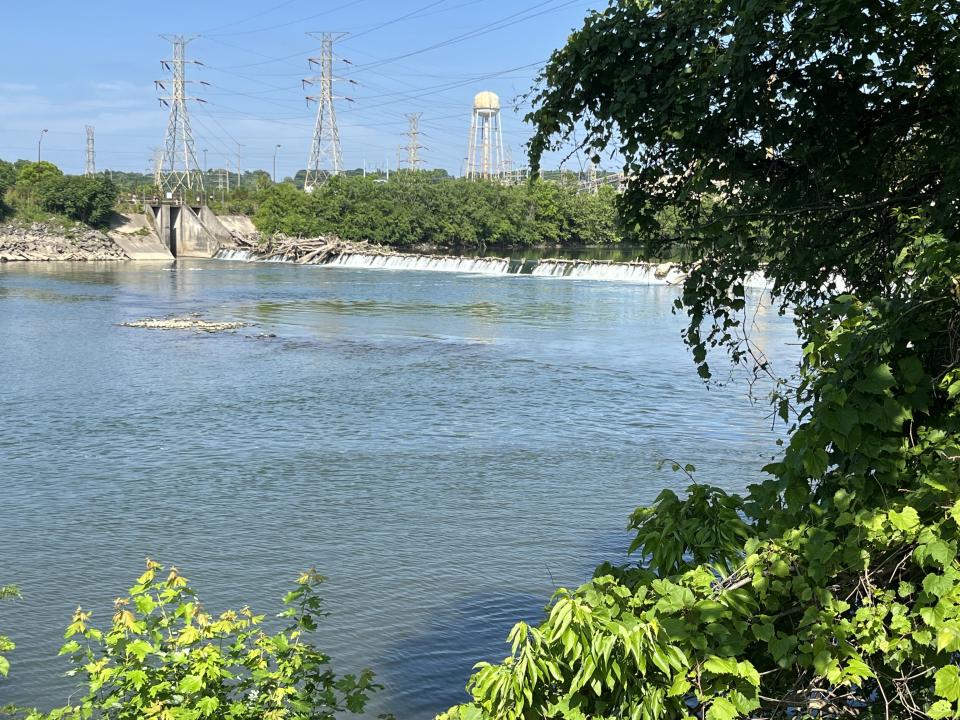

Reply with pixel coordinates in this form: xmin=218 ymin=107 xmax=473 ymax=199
xmin=466 ymin=91 xmax=505 ymax=180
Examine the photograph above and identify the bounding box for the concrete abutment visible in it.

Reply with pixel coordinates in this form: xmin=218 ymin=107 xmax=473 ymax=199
xmin=147 ymin=204 xmax=237 ymax=258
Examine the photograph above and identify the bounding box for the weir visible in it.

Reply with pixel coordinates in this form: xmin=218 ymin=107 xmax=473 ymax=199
xmin=213 ymin=247 xmax=773 ymax=288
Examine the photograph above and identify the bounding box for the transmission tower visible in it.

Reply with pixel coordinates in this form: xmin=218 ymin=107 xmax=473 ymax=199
xmin=152 ymin=148 xmax=163 ymax=190
xmin=303 ymin=32 xmax=350 ymax=191
xmin=217 ymin=164 xmax=229 ymax=202
xmin=402 ymin=113 xmax=425 ymax=170
xmin=156 ymin=35 xmax=206 ymax=201
xmin=85 ymin=126 xmax=96 ymax=176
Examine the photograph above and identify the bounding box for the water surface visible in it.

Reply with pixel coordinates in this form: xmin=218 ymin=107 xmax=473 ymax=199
xmin=0 ymin=259 xmax=795 ymax=717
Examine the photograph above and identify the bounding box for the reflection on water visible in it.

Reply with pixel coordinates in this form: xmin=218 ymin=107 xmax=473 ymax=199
xmin=0 ymin=259 xmax=796 ymax=718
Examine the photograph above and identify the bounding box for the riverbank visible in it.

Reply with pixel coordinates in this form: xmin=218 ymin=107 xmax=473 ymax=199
xmin=0 ymin=221 xmax=129 ymax=262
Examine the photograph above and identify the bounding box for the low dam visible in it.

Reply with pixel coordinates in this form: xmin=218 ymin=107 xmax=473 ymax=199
xmin=214 ymin=246 xmax=770 ymax=288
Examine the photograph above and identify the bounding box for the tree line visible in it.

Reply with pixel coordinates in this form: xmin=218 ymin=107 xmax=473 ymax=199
xmin=252 ymin=171 xmax=622 ymax=249
xmin=1 ymin=158 xmax=622 ymax=249
xmin=0 ymin=160 xmax=118 ymax=228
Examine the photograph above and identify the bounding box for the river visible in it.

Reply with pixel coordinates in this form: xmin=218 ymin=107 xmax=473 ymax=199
xmin=0 ymin=258 xmax=796 ymax=718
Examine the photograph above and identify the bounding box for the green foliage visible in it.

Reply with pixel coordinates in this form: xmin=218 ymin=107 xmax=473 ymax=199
xmin=442 ymin=0 xmax=960 ymax=718
xmin=15 ymin=161 xmax=63 ymax=189
xmin=253 ymin=173 xmax=621 ymax=249
xmin=0 ymin=160 xmax=118 ymax=228
xmin=0 ymin=160 xmax=16 ymax=218
xmin=33 ymin=175 xmax=118 ymax=228
xmin=29 ymin=561 xmax=381 ymax=720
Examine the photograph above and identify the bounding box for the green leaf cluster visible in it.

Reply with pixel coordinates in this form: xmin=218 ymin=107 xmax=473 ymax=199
xmin=27 ymin=561 xmax=381 ymax=720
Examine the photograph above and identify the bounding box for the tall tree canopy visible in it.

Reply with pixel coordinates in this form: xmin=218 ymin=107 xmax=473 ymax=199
xmin=442 ymin=1 xmax=960 ymax=719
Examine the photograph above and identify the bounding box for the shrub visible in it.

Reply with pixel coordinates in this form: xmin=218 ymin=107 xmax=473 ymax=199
xmin=30 ymin=561 xmax=381 ymax=720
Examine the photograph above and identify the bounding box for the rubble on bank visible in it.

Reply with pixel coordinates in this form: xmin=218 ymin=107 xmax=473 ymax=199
xmin=0 ymin=222 xmax=129 ymax=262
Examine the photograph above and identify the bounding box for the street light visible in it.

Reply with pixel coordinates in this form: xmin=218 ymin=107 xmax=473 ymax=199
xmin=273 ymin=144 xmax=281 ymax=183
xmin=37 ymin=128 xmax=48 ymax=163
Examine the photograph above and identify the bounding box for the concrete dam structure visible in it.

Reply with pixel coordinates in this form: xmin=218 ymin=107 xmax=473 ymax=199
xmin=147 ymin=204 xmax=236 ymax=258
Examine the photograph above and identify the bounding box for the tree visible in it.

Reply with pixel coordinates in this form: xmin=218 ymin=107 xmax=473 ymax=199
xmin=34 ymin=175 xmax=118 ymax=228
xmin=0 ymin=160 xmax=16 ymax=218
xmin=441 ymin=1 xmax=960 ymax=719
xmin=15 ymin=161 xmax=63 ymax=190
xmin=29 ymin=561 xmax=382 ymax=720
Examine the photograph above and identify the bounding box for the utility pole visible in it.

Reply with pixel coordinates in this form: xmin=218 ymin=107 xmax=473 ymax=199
xmin=402 ymin=112 xmax=424 ymax=171
xmin=303 ymin=32 xmax=351 ymax=191
xmin=273 ymin=144 xmax=281 ymax=183
xmin=37 ymin=128 xmax=48 ymax=163
xmin=156 ymin=34 xmax=206 ymax=201
xmin=85 ymin=126 xmax=96 ymax=176
xmin=203 ymin=148 xmax=208 ymax=174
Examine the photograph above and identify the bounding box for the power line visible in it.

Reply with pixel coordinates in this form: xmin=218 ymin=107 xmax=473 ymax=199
xmin=205 ymin=0 xmax=376 ymax=38
xmin=199 ymin=0 xmax=301 ymax=35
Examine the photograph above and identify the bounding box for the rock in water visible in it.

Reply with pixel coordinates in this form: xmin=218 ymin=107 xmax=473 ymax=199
xmin=120 ymin=317 xmax=249 ymax=333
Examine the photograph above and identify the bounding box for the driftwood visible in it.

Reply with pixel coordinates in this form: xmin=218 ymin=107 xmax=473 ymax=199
xmin=236 ymin=234 xmax=398 ymax=264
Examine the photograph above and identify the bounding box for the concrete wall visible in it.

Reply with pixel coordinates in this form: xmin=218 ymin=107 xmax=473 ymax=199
xmin=198 ymin=207 xmax=237 ymax=247
xmin=177 ymin=206 xmax=221 ymax=258
xmin=147 ymin=204 xmax=226 ymax=258
xmin=108 ymin=212 xmax=173 ymax=260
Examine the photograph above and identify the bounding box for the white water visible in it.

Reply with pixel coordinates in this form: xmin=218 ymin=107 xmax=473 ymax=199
xmin=531 ymin=259 xmax=681 ymax=284
xmin=214 ymin=248 xmax=773 ymax=289
xmin=329 ymin=252 xmax=512 ymax=275
xmin=214 ymin=248 xmax=286 ymax=262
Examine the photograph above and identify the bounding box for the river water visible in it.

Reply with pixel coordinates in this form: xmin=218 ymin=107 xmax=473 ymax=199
xmin=0 ymin=259 xmax=796 ymax=718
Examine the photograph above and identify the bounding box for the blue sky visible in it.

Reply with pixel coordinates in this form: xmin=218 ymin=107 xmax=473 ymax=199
xmin=0 ymin=0 xmax=606 ymax=178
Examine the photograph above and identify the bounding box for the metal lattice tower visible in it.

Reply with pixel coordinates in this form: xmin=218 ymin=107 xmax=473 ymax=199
xmin=156 ymin=35 xmax=205 ymax=201
xmin=402 ymin=113 xmax=425 ymax=170
xmin=588 ymin=160 xmax=599 ymax=195
xmin=85 ymin=126 xmax=96 ymax=176
xmin=303 ymin=32 xmax=349 ymax=191
xmin=150 ymin=148 xmax=162 ymax=191
xmin=466 ymin=91 xmax=506 ymax=181
xmin=217 ymin=164 xmax=229 ymax=201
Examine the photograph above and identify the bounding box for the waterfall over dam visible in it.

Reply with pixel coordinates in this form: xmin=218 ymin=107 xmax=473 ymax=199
xmin=213 ymin=247 xmax=771 ymax=288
